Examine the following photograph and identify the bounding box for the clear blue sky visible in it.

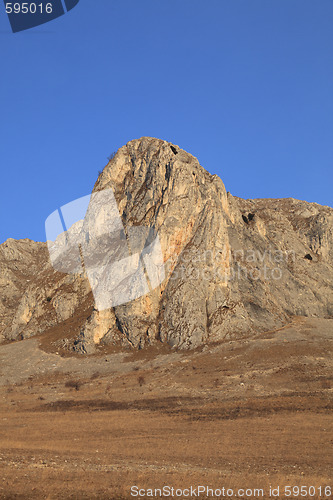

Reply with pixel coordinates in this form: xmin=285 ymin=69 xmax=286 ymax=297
xmin=0 ymin=0 xmax=332 ymax=244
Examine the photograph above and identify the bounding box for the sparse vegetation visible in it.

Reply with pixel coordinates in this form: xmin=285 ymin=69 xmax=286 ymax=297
xmin=321 ymin=378 xmax=331 ymax=389
xmin=65 ymin=380 xmax=82 ymax=391
xmin=107 ymin=151 xmax=117 ymax=162
xmin=0 ymin=316 xmax=331 ymax=498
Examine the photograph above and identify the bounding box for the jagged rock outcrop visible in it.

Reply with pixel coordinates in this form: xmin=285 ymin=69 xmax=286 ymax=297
xmin=0 ymin=239 xmax=92 ymax=345
xmin=1 ymin=137 xmax=332 ymax=351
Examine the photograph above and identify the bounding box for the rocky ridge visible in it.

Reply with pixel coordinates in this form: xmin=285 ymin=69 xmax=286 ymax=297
xmin=1 ymin=137 xmax=332 ymax=351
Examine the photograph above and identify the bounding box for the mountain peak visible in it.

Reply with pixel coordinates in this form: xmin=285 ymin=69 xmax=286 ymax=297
xmin=1 ymin=139 xmax=332 ymax=351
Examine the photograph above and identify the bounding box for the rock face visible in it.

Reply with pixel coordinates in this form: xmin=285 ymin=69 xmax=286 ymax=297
xmin=0 ymin=239 xmax=92 ymax=346
xmin=1 ymin=137 xmax=332 ymax=351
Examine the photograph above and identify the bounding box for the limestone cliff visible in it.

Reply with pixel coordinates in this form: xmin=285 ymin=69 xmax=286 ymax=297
xmin=1 ymin=138 xmax=332 ymax=351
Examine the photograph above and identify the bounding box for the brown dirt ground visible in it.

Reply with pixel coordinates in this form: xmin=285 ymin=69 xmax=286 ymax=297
xmin=0 ymin=317 xmax=332 ymax=499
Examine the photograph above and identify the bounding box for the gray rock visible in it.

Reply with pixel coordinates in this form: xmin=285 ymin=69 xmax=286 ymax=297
xmin=1 ymin=137 xmax=332 ymax=350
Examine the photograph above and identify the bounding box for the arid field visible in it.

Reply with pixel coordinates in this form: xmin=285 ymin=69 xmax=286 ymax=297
xmin=0 ymin=317 xmax=332 ymax=499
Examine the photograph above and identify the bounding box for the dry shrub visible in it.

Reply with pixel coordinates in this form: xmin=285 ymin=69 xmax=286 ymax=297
xmin=65 ymin=380 xmax=82 ymax=391
xmin=321 ymin=378 xmax=331 ymax=389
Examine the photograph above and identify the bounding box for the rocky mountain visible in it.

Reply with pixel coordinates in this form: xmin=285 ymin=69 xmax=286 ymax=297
xmin=1 ymin=137 xmax=332 ymax=351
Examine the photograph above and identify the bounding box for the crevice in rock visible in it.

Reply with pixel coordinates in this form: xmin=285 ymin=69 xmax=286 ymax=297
xmin=165 ymin=162 xmax=171 ymax=181
xmin=115 ymin=314 xmax=135 ymax=347
xmin=115 ymin=316 xmax=124 ymax=335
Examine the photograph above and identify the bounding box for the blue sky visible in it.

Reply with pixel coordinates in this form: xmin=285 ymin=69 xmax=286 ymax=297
xmin=0 ymin=0 xmax=332 ymax=243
